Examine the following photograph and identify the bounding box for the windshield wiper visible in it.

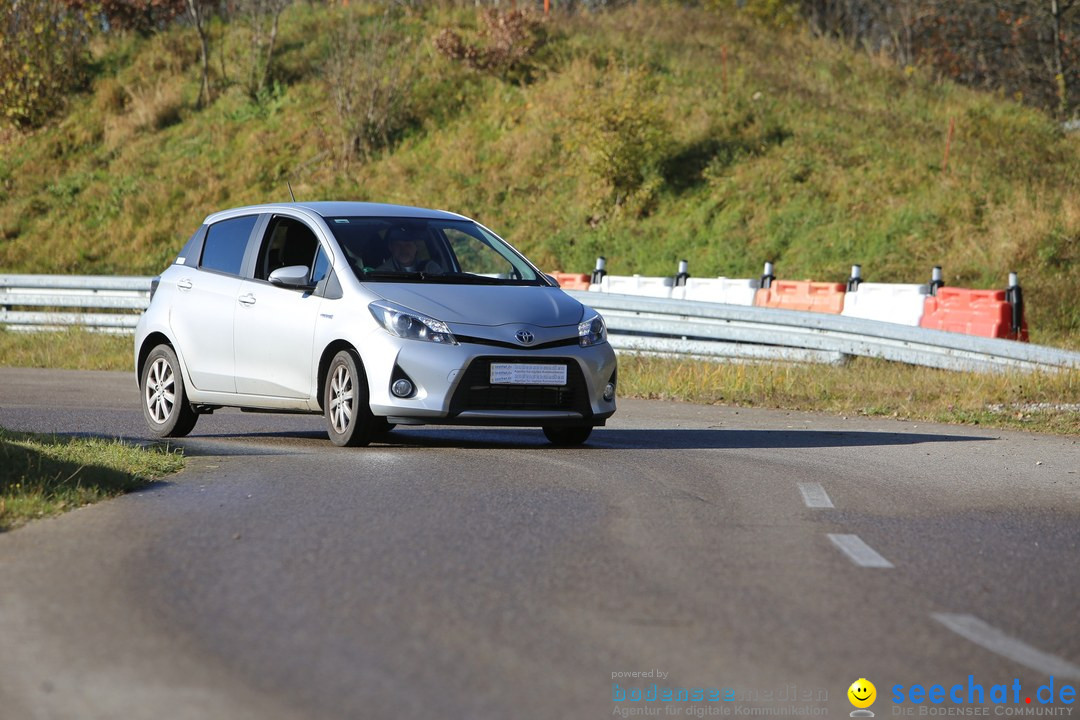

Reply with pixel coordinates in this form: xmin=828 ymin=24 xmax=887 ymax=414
xmin=432 ymin=272 xmax=505 ymax=285
xmin=442 ymin=272 xmax=550 ymax=285
xmin=361 ymin=269 xmax=545 ymax=285
xmin=361 ymin=270 xmax=426 ymax=282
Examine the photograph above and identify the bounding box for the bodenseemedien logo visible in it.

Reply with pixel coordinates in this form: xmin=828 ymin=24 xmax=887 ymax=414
xmin=849 ymin=678 xmax=877 ymax=717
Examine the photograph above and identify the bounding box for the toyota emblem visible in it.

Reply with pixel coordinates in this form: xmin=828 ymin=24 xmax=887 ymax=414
xmin=515 ymin=329 xmax=535 ymax=345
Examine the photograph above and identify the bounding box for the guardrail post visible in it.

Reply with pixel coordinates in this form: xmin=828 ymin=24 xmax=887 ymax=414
xmin=847 ymin=264 xmax=862 ymax=292
xmin=675 ymin=259 xmax=690 ymax=287
xmin=929 ymin=265 xmax=944 ymax=296
xmin=591 ymin=257 xmax=607 ymax=285
xmin=1006 ymin=271 xmax=1024 ymax=338
xmin=760 ymin=261 xmax=775 ymax=290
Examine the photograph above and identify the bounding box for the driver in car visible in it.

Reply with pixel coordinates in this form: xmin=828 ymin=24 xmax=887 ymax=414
xmin=377 ymin=227 xmax=444 ymax=274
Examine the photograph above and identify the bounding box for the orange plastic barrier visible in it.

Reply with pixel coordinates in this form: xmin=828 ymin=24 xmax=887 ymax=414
xmin=754 ymin=281 xmax=846 ymax=314
xmin=920 ymin=287 xmax=1028 ymax=341
xmin=549 ymin=272 xmax=591 ymax=291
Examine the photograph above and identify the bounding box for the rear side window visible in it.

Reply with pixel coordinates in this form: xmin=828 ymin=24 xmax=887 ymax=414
xmin=201 ymin=215 xmax=258 ymax=275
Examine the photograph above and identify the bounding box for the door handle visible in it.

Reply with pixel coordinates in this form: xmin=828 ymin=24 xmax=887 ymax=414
xmin=177 ymin=279 xmax=193 ymax=291
xmin=238 ymin=293 xmax=256 ymax=306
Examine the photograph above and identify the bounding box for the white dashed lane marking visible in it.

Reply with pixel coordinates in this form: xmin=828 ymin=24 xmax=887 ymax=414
xmin=827 ymin=533 xmax=894 ymax=568
xmin=933 ymin=613 xmax=1080 ymax=681
xmin=797 ymin=482 xmax=835 ymax=508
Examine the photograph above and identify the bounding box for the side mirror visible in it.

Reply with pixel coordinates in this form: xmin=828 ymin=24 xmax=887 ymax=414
xmin=269 ymin=265 xmax=314 ymax=290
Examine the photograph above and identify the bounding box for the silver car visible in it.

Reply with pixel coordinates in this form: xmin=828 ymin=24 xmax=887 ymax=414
xmin=134 ymin=202 xmax=617 ymax=446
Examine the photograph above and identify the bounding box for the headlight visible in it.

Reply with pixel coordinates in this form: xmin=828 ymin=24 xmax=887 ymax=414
xmin=369 ymin=300 xmax=457 ymax=345
xmin=578 ymin=314 xmax=607 ymax=347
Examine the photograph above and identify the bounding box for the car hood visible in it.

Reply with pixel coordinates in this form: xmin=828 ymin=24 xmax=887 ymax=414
xmin=367 ymin=284 xmax=585 ymax=328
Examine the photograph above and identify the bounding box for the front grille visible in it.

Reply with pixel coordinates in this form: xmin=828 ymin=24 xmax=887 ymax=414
xmin=455 ymin=335 xmax=579 ymax=351
xmin=448 ymin=357 xmax=591 ymax=416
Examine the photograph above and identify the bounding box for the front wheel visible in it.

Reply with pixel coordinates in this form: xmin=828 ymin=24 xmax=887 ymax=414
xmin=141 ymin=344 xmax=198 ymax=438
xmin=542 ymin=425 xmax=592 ymax=446
xmin=324 ymin=349 xmax=375 ymax=447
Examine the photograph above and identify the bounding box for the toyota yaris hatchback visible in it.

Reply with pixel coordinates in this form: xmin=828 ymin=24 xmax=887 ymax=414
xmin=134 ymin=202 xmax=617 ymax=446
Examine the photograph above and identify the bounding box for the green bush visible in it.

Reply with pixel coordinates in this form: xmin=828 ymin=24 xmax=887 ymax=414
xmin=565 ymin=62 xmax=672 ymax=215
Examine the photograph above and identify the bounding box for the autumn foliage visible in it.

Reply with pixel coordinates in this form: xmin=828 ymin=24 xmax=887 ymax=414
xmin=63 ymin=0 xmax=186 ymax=33
xmin=0 ymin=0 xmax=94 ymax=128
xmin=434 ymin=8 xmax=548 ymax=80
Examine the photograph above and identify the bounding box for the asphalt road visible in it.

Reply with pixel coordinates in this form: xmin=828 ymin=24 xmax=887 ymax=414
xmin=0 ymin=367 xmax=1077 ymax=720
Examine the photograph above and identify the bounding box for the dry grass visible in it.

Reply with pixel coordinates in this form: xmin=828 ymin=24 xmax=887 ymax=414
xmin=619 ymin=354 xmax=1080 ymax=435
xmin=104 ymin=80 xmax=185 ymax=149
xmin=0 ymin=328 xmax=132 ymax=371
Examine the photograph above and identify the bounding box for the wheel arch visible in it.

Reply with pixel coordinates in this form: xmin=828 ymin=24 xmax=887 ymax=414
xmin=137 ymin=331 xmax=175 ymax=382
xmin=316 ymin=340 xmax=364 ymax=411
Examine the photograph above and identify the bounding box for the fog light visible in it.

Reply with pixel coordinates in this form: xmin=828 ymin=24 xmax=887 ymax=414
xmin=392 ymin=379 xmax=414 ymax=398
xmin=603 ymin=382 xmax=615 ymax=401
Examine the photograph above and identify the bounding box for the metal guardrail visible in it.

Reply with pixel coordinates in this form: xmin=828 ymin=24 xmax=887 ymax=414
xmin=567 ymin=291 xmax=1080 ymax=374
xmin=0 ymin=274 xmax=151 ymax=333
xmin=1 ymin=275 xmax=1077 ymax=373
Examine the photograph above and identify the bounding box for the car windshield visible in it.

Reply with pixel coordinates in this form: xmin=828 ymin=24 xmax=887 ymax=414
xmin=325 ymin=217 xmax=548 ymax=285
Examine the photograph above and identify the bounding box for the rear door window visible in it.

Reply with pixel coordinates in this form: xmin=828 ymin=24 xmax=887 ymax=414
xmin=201 ymin=215 xmax=258 ymax=275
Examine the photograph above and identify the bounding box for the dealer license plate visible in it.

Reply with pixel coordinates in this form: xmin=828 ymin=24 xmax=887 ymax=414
xmin=490 ymin=363 xmax=567 ymax=386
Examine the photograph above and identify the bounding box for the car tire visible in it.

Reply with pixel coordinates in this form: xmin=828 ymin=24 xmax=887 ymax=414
xmin=542 ymin=425 xmax=592 ymax=446
xmin=141 ymin=344 xmax=198 ymax=438
xmin=324 ymin=349 xmax=375 ymax=447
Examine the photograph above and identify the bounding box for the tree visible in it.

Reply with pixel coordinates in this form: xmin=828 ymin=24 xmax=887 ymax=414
xmin=0 ymin=0 xmax=94 ymax=128
xmin=904 ymin=1 xmax=1080 ymax=116
xmin=780 ymin=0 xmax=1080 ymax=116
xmin=325 ymin=6 xmax=413 ymax=163
xmin=185 ymin=0 xmax=213 ymax=107
xmin=1049 ymin=0 xmax=1078 ymax=115
xmin=238 ymin=0 xmax=292 ymax=99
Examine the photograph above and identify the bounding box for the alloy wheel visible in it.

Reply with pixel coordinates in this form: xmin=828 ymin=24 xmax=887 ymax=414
xmin=329 ymin=363 xmax=354 ymax=434
xmin=145 ymin=357 xmax=176 ymax=424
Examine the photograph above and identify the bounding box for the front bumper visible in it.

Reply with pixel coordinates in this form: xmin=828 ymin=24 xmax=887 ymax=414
xmin=360 ymin=331 xmax=617 ymax=426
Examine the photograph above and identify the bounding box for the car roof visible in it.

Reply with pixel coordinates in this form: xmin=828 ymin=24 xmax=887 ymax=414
xmin=202 ymin=201 xmax=469 ymax=225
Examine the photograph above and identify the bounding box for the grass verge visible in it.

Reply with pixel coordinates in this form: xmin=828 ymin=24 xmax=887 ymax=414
xmin=619 ymin=355 xmax=1080 ymax=436
xmin=0 ymin=327 xmax=132 ymax=370
xmin=0 ymin=427 xmax=184 ymax=531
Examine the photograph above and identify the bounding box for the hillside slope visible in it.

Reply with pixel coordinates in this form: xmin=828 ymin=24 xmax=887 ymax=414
xmin=1 ymin=3 xmax=1077 ymax=342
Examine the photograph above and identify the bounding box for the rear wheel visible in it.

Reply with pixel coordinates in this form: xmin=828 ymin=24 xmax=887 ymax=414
xmin=324 ymin=349 xmax=375 ymax=447
xmin=542 ymin=425 xmax=592 ymax=446
xmin=141 ymin=345 xmax=198 ymax=438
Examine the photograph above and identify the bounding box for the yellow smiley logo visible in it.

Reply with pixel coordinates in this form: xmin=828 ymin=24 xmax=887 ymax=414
xmin=848 ymin=678 xmax=877 ymax=709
